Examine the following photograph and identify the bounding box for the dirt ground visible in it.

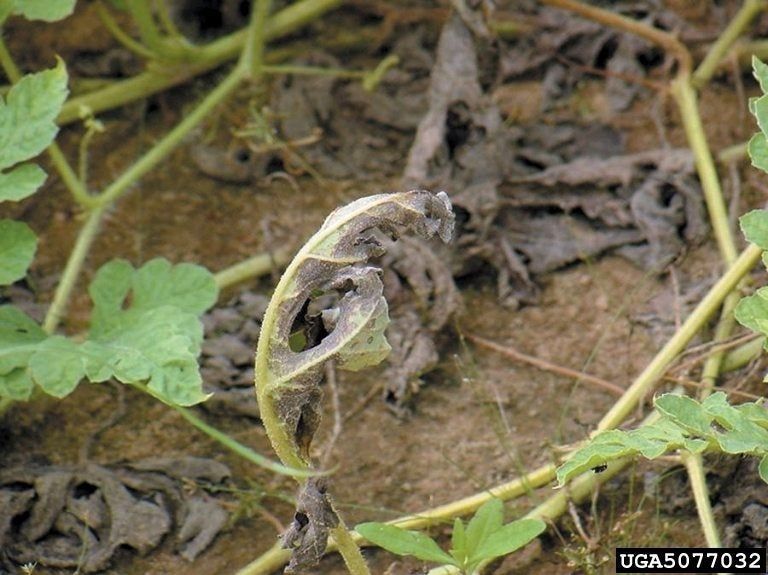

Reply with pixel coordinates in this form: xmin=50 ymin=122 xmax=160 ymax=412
xmin=3 ymin=1 xmax=768 ymax=574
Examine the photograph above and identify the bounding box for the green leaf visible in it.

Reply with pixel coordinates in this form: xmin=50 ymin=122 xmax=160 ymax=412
xmin=450 ymin=517 xmax=467 ymax=566
xmin=80 ymin=257 xmax=216 ymax=405
xmin=760 ymin=455 xmax=768 ymax=484
xmin=0 ymin=59 xmax=68 ymax=171
xmin=28 ymin=335 xmax=85 ymax=397
xmin=754 ymin=57 xmax=768 ymax=93
xmin=355 ymin=523 xmax=457 ymax=566
xmin=655 ymin=394 xmax=712 ymax=436
xmin=740 ymin=210 xmax=768 ymax=251
xmin=465 ymin=498 xmax=504 ymax=558
xmin=748 ymin=134 xmax=768 ymax=175
xmin=85 ymin=306 xmax=209 ymax=406
xmin=735 ymin=287 xmax=768 ymax=337
xmin=702 ymin=392 xmax=768 ymax=454
xmin=89 ymin=258 xmax=218 ymax=337
xmin=130 ymin=258 xmax=218 ymax=315
xmin=0 ymin=367 xmax=34 ymax=400
xmin=13 ymin=0 xmax=76 ymax=21
xmin=0 ymin=162 xmax=46 ymax=202
xmin=470 ymin=519 xmax=546 ymax=564
xmin=0 ymin=219 xmax=36 ymax=285
xmin=0 ymin=305 xmax=46 ymax=399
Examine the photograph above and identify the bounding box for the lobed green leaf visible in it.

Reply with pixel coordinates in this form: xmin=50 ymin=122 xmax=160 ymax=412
xmin=0 ymin=59 xmax=68 ymax=172
xmin=0 ymin=219 xmax=36 ymax=285
xmin=739 ymin=209 xmax=768 ymax=252
xmin=0 ymin=163 xmax=47 ymax=202
xmin=11 ymin=0 xmax=76 ymax=21
xmin=0 ymin=305 xmax=46 ymax=400
xmin=558 ymin=392 xmax=768 ymax=486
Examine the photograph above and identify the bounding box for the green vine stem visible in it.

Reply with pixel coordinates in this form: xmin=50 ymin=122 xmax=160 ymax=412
xmin=95 ymin=0 xmax=157 ymax=60
xmin=682 ymin=452 xmax=722 ymax=548
xmin=692 ymin=0 xmax=767 ymax=88
xmin=135 ymin=382 xmax=315 ymax=478
xmin=125 ymin=0 xmax=162 ymax=49
xmin=243 ymin=0 xmax=273 ymax=78
xmin=213 ymin=249 xmax=290 ymax=291
xmin=57 ymin=0 xmax=343 ymax=124
xmin=721 ymin=335 xmax=764 ymax=371
xmin=235 ymin=464 xmax=558 ymax=575
xmin=596 ymin=243 xmax=761 ymax=432
xmin=42 ymin=207 xmax=106 ymax=333
xmin=671 ymin=78 xmax=738 ymax=264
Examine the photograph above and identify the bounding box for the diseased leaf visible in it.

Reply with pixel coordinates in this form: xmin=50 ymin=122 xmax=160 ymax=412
xmin=470 ymin=518 xmax=546 ymax=564
xmin=0 ymin=59 xmax=68 ymax=171
xmin=13 ymin=0 xmax=76 ymax=21
xmin=0 ymin=163 xmax=46 ymax=202
xmin=0 ymin=219 xmax=37 ymax=285
xmin=355 ymin=522 xmax=456 ymax=566
xmin=282 ymin=479 xmax=340 ymax=573
xmin=256 ymin=190 xmax=453 ymax=461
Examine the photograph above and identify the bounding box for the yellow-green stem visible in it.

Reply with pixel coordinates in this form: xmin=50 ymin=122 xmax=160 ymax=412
xmin=214 ymin=249 xmax=290 ymax=290
xmin=95 ymin=1 xmax=157 ymax=60
xmin=597 ymin=243 xmax=761 ymax=432
xmin=243 ymin=0 xmax=273 ymax=78
xmin=234 ymin=464 xmax=557 ymax=575
xmin=692 ymin=0 xmax=767 ymax=88
xmin=57 ymin=0 xmax=343 ymax=124
xmin=672 ymin=78 xmax=738 ymax=265
xmin=682 ymin=452 xmax=722 ymax=548
xmin=331 ymin=522 xmax=371 ymax=575
xmin=42 ymin=207 xmax=106 ymax=334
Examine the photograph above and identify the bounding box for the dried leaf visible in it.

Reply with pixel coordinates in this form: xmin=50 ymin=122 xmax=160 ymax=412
xmin=0 ymin=457 xmax=231 ymax=572
xmin=282 ymin=478 xmax=339 ymax=573
xmin=256 ymin=190 xmax=454 ymax=458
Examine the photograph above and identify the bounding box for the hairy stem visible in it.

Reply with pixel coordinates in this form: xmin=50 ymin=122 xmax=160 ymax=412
xmin=682 ymin=452 xmax=722 ymax=547
xmin=167 ymin=398 xmax=316 ymax=478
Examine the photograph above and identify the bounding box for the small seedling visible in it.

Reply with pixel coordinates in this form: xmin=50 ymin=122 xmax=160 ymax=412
xmin=356 ymin=499 xmax=545 ymax=575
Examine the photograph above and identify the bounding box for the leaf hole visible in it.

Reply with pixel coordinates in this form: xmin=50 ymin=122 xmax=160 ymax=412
xmin=73 ymin=482 xmax=99 ymax=499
